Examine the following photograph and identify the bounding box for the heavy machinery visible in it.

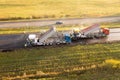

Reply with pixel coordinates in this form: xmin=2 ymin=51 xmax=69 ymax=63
xmin=72 ymin=24 xmax=109 ymax=40
xmin=25 ymin=24 xmax=109 ymax=46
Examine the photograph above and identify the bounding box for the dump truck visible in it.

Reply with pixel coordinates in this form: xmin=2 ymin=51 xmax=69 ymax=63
xmin=72 ymin=24 xmax=109 ymax=40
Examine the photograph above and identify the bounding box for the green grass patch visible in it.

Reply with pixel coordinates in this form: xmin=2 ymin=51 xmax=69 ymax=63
xmin=0 ymin=0 xmax=120 ymax=21
xmin=0 ymin=42 xmax=120 ymax=79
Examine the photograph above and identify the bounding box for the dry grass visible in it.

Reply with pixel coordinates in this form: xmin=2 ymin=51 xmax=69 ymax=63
xmin=0 ymin=22 xmax=119 ymax=34
xmin=0 ymin=0 xmax=120 ymax=20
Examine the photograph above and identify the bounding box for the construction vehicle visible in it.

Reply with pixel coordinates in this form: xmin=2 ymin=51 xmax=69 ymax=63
xmin=25 ymin=24 xmax=109 ymax=46
xmin=71 ymin=24 xmax=109 ymax=40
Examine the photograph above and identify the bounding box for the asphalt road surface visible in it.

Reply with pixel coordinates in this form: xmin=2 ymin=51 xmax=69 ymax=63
xmin=0 ymin=16 xmax=120 ymax=28
xmin=0 ymin=28 xmax=120 ymax=50
xmin=0 ymin=34 xmax=28 ymax=50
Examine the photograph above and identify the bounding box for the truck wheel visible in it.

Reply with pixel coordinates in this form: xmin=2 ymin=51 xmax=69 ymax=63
xmin=56 ymin=42 xmax=60 ymax=45
xmin=49 ymin=43 xmax=53 ymax=45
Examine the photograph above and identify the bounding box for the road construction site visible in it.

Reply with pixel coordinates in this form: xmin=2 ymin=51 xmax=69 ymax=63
xmin=0 ymin=27 xmax=120 ymax=50
xmin=0 ymin=17 xmax=120 ymax=50
xmin=0 ymin=17 xmax=120 ymax=80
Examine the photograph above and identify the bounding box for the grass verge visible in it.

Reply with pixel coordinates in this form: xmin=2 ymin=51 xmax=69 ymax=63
xmin=0 ymin=22 xmax=120 ymax=34
xmin=0 ymin=42 xmax=120 ymax=79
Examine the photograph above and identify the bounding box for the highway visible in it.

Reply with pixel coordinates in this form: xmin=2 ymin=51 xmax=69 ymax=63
xmin=0 ymin=16 xmax=120 ymax=28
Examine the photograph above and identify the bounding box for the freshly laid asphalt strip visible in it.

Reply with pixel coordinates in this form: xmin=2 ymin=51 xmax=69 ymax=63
xmin=0 ymin=34 xmax=28 ymax=50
